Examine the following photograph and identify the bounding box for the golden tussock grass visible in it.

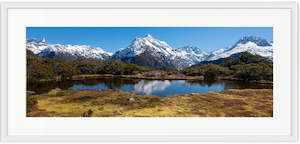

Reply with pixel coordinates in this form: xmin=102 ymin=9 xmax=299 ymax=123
xmin=27 ymin=89 xmax=273 ymax=117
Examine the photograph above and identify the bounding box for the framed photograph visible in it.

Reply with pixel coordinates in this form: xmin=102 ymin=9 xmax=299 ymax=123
xmin=1 ymin=2 xmax=298 ymax=142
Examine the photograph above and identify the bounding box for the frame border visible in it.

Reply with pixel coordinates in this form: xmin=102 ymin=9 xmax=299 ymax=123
xmin=0 ymin=1 xmax=298 ymax=142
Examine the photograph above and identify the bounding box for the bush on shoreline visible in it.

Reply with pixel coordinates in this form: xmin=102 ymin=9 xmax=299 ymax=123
xmin=181 ymin=52 xmax=273 ymax=82
xmin=181 ymin=64 xmax=233 ymax=77
xmin=233 ymin=63 xmax=273 ymax=81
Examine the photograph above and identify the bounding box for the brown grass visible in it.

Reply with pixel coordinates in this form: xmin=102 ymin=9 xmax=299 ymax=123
xmin=27 ymin=89 xmax=273 ymax=117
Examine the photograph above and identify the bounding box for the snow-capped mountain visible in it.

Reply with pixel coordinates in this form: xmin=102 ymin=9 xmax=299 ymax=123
xmin=113 ymin=34 xmax=176 ymax=59
xmin=26 ymin=38 xmax=112 ymax=61
xmin=26 ymin=38 xmax=50 ymax=54
xmin=112 ymin=34 xmax=201 ymax=69
xmin=206 ymin=36 xmax=273 ymax=61
xmin=175 ymin=45 xmax=209 ymax=63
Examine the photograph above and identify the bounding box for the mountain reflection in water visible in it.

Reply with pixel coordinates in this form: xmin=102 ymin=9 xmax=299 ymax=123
xmin=27 ymin=78 xmax=272 ymax=97
xmin=134 ymin=80 xmax=172 ymax=95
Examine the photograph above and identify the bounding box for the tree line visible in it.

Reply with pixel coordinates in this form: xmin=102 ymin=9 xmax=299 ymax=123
xmin=27 ymin=50 xmax=272 ymax=83
xmin=27 ymin=50 xmax=150 ymax=83
xmin=181 ymin=52 xmax=273 ymax=82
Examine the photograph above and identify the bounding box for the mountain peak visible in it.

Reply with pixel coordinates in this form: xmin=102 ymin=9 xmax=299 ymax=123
xmin=26 ymin=38 xmax=38 ymax=43
xmin=240 ymin=36 xmax=264 ymax=41
xmin=146 ymin=34 xmax=152 ymax=38
xmin=131 ymin=34 xmax=155 ymax=43
xmin=41 ymin=37 xmax=46 ymax=43
xmin=144 ymin=34 xmax=154 ymax=40
xmin=113 ymin=34 xmax=174 ymax=60
xmin=236 ymin=36 xmax=272 ymax=46
xmin=206 ymin=35 xmax=273 ymax=61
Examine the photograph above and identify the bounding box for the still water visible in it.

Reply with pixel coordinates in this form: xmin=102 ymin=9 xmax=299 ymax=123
xmin=28 ymin=78 xmax=272 ymax=97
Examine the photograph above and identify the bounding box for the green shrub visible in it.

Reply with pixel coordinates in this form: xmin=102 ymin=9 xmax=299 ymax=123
xmin=123 ymin=64 xmax=142 ymax=75
xmin=204 ymin=68 xmax=217 ymax=80
xmin=181 ymin=64 xmax=232 ymax=78
xmin=234 ymin=63 xmax=273 ymax=81
xmin=99 ymin=60 xmax=125 ymax=75
xmin=27 ymin=56 xmax=55 ymax=82
xmin=71 ymin=58 xmax=103 ymax=74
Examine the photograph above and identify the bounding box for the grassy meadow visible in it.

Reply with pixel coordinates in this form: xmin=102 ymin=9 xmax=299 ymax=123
xmin=27 ymin=89 xmax=273 ymax=117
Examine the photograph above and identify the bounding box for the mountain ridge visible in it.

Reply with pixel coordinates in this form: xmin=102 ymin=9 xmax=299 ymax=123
xmin=205 ymin=36 xmax=273 ymax=61
xmin=27 ymin=35 xmax=273 ymax=69
xmin=26 ymin=38 xmax=113 ymax=61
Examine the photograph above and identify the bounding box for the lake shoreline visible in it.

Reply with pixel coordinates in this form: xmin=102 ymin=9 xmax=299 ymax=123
xmin=35 ymin=74 xmax=273 ymax=84
xmin=27 ymin=88 xmax=273 ymax=117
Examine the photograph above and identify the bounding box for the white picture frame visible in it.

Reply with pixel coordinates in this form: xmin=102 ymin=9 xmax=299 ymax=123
xmin=0 ymin=1 xmax=298 ymax=142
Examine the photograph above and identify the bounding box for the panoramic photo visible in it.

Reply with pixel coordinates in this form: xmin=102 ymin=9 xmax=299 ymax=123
xmin=26 ymin=27 xmax=273 ymax=117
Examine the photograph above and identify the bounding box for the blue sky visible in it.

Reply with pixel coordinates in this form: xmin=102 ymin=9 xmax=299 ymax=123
xmin=26 ymin=27 xmax=273 ymax=53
